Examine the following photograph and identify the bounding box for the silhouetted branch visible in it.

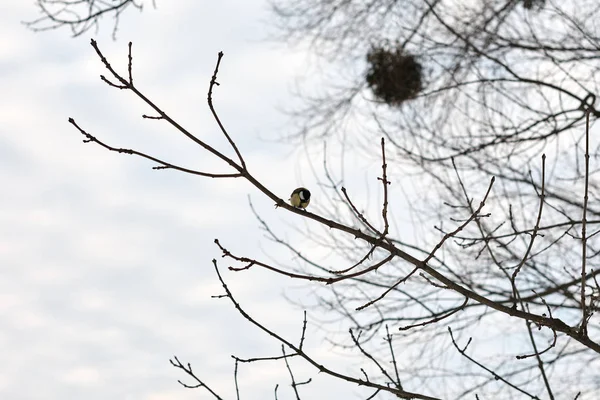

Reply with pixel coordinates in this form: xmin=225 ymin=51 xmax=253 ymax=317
xmin=169 ymin=356 xmax=224 ymax=399
xmin=25 ymin=0 xmax=153 ymax=39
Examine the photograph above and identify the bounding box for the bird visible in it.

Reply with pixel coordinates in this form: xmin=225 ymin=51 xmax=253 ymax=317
xmin=289 ymin=187 xmax=311 ymax=209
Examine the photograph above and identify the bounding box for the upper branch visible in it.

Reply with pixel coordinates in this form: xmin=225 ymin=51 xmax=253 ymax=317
xmin=72 ymin=40 xmax=600 ymax=355
xmin=25 ymin=0 xmax=144 ymax=39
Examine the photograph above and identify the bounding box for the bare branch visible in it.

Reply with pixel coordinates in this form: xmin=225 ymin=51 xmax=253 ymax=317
xmin=211 ymin=259 xmax=441 ymax=400
xmin=169 ymin=356 xmax=224 ymax=399
xmin=580 ymin=109 xmax=591 ymax=335
xmin=448 ymin=328 xmax=541 ymax=400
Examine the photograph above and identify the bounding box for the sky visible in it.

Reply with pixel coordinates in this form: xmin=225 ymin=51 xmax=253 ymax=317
xmin=0 ymin=1 xmax=389 ymax=399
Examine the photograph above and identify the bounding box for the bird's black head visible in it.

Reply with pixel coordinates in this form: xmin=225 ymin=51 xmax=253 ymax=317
xmin=299 ymin=189 xmax=311 ymax=201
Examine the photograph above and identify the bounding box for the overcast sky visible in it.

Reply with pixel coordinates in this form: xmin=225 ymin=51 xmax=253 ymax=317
xmin=0 ymin=1 xmax=391 ymax=399
xmin=9 ymin=1 xmax=600 ymax=399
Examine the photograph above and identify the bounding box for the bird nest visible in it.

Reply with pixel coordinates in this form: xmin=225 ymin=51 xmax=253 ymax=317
xmin=365 ymin=45 xmax=423 ymax=107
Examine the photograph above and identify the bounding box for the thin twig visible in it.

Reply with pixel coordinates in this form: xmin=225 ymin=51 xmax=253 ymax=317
xmin=349 ymin=329 xmax=396 ymax=386
xmin=398 ymin=298 xmax=468 ymax=331
xmin=69 ymin=118 xmax=242 ymax=178
xmin=341 ymin=187 xmax=383 ymax=236
xmin=169 ymin=356 xmax=224 ymax=399
xmin=448 ymin=328 xmax=540 ymax=400
xmin=356 ymin=266 xmax=419 ymax=311
xmin=234 ymin=358 xmax=240 ymax=400
xmin=511 ymin=154 xmax=546 ymax=307
xmin=423 ymin=176 xmax=495 ymax=265
xmin=127 ymin=41 xmax=133 ymax=84
xmin=282 ymin=345 xmax=303 ymax=400
xmin=207 ymin=52 xmax=247 ymax=170
xmin=580 ymin=109 xmax=591 ymax=335
xmin=384 ymin=325 xmax=403 ymax=390
xmin=379 ymin=137 xmax=391 ymax=236
xmin=516 ymin=291 xmax=557 ymax=360
xmin=299 ymin=311 xmax=308 ymax=350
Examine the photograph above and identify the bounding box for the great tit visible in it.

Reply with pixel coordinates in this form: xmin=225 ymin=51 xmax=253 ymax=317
xmin=289 ymin=187 xmax=311 ymax=209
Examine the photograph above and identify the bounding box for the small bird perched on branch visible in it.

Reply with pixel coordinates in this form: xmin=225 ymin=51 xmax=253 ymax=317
xmin=289 ymin=187 xmax=311 ymax=209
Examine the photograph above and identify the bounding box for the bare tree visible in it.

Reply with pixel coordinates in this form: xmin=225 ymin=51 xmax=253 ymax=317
xmin=70 ymin=35 xmax=600 ymax=399
xmin=45 ymin=0 xmax=600 ymax=397
xmin=261 ymin=0 xmax=600 ymax=397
